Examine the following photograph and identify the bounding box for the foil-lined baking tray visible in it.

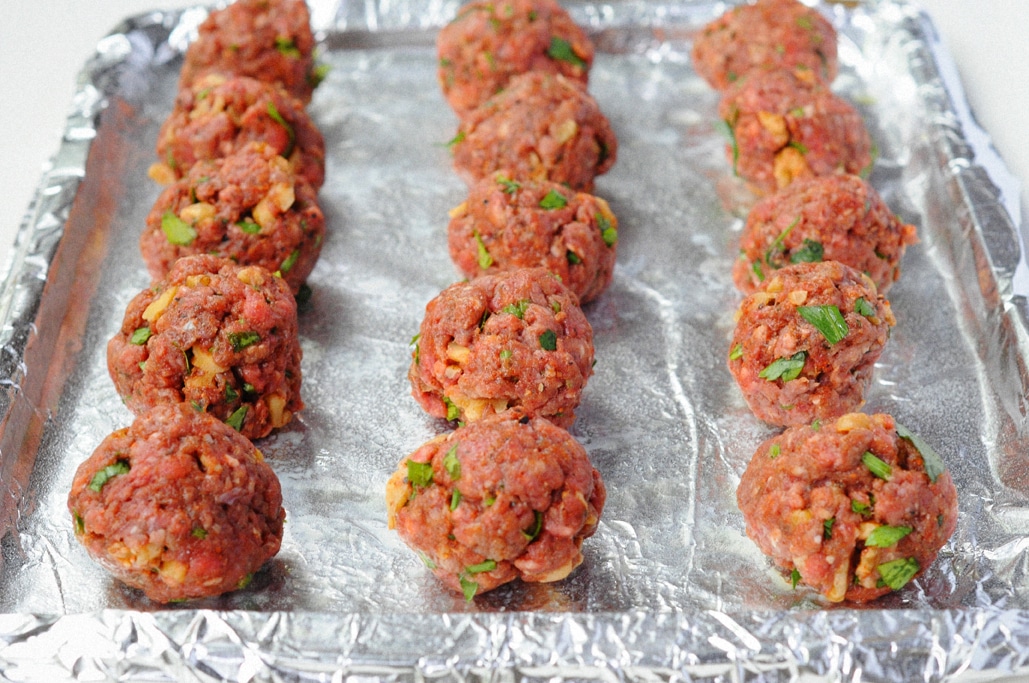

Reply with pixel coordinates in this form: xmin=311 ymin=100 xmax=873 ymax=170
xmin=2 ymin=0 xmax=1029 ymax=679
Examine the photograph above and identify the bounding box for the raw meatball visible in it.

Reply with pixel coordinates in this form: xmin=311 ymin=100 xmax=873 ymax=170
xmin=179 ymin=0 xmax=319 ymax=104
xmin=108 ymin=254 xmax=303 ymax=440
xmin=409 ymin=267 xmax=594 ymax=428
xmin=727 ymin=260 xmax=894 ymax=427
xmin=151 ymin=74 xmax=325 ymax=190
xmin=737 ymin=412 xmax=958 ymax=602
xmin=448 ymin=172 xmax=618 ymax=303
xmin=692 ymin=0 xmax=838 ymax=91
xmin=733 ymin=174 xmax=918 ymax=295
xmin=140 ymin=142 xmax=325 ymax=295
xmin=385 ymin=411 xmax=606 ymax=598
xmin=451 ymin=72 xmax=617 ymax=193
xmin=437 ymin=0 xmax=593 ymax=118
xmin=68 ymin=403 xmax=285 ymax=604
xmin=719 ymin=69 xmax=872 ymax=194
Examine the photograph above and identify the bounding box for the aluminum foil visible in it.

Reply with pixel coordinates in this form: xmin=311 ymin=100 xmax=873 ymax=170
xmin=2 ymin=0 xmax=1029 ymax=679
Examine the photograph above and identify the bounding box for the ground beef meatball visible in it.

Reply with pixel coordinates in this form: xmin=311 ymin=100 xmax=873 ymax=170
xmin=737 ymin=412 xmax=958 ymax=603
xmin=733 ymin=174 xmax=918 ymax=295
xmin=108 ymin=255 xmax=303 ymax=440
xmin=150 ymin=74 xmax=325 ymax=190
xmin=448 ymin=172 xmax=618 ymax=303
xmin=727 ymin=261 xmax=894 ymax=427
xmin=409 ymin=267 xmax=594 ymax=428
xmin=67 ymin=403 xmax=285 ymax=604
xmin=692 ymin=0 xmax=838 ymax=91
xmin=451 ymin=72 xmax=617 ymax=193
xmin=437 ymin=0 xmax=593 ymax=118
xmin=140 ymin=142 xmax=325 ymax=295
xmin=719 ymin=69 xmax=872 ymax=194
xmin=385 ymin=411 xmax=606 ymax=598
xmin=179 ymin=0 xmax=319 ymax=104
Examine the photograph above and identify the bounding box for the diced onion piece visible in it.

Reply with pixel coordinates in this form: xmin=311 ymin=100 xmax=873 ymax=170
xmin=267 ymin=182 xmax=296 ymax=212
xmin=158 ymin=560 xmax=189 ymax=586
xmin=788 ymin=289 xmax=809 ymax=305
xmin=266 ymin=394 xmax=291 ymax=428
xmin=448 ymin=201 xmax=468 ymax=219
xmin=148 ymin=162 xmax=177 ymax=185
xmin=773 ymin=146 xmax=810 ymax=189
xmin=179 ymin=202 xmax=216 ymax=224
xmin=446 ymin=342 xmax=471 ymax=364
xmin=554 ymin=119 xmax=578 ymax=144
xmin=142 ymin=286 xmax=179 ymax=323
xmin=185 ymin=274 xmax=212 ymax=288
xmin=835 ymin=412 xmax=873 ymax=434
xmin=236 ymin=266 xmax=267 ymax=288
xmin=825 ymin=562 xmax=850 ymax=602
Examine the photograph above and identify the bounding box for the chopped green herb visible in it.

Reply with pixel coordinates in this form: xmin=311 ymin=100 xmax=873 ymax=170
xmin=225 ymin=405 xmax=248 ymax=432
xmin=190 ymin=400 xmax=204 ymax=413
xmin=790 ymin=238 xmax=824 ymax=264
xmin=715 ymin=119 xmax=739 ymax=175
xmin=851 ymin=499 xmax=873 ymax=516
xmin=483 ymin=494 xmax=496 ymax=506
xmin=769 ymin=443 xmax=781 ymax=459
xmin=810 ymin=419 xmax=821 ymax=431
xmin=443 ymin=396 xmax=461 ymax=421
xmin=499 ymin=349 xmax=513 ymax=360
xmin=443 ymin=444 xmax=461 ymax=480
xmin=473 ymin=230 xmax=493 ymax=270
xmin=161 ymin=211 xmax=197 ymax=246
xmin=789 ymin=106 xmax=807 ymax=118
xmin=764 ymin=217 xmax=801 ymax=267
xmin=496 ymin=175 xmax=521 ymax=193
xmin=550 ymin=300 xmax=561 ymax=314
xmin=877 ymin=557 xmax=919 ymax=590
xmin=418 ymin=551 xmax=437 ymax=569
xmin=309 ymin=62 xmax=331 ymax=88
xmin=280 ymin=249 xmax=300 ymax=274
xmin=597 ymin=213 xmax=618 ymax=246
xmin=788 ymin=140 xmax=809 ymax=155
xmin=862 ymin=451 xmax=893 ymax=480
xmin=237 ymin=573 xmax=254 ymax=590
xmin=192 ymin=527 xmax=208 ymax=540
xmin=460 ymin=575 xmax=478 ymax=601
xmin=466 ymin=559 xmax=497 ymax=574
xmin=895 ymin=422 xmax=946 ymax=483
xmin=566 ymin=250 xmax=582 ymax=265
xmin=74 ymin=513 xmax=85 ymax=535
xmin=130 ymin=326 xmax=152 ymax=345
xmin=88 ymin=460 xmax=130 ymax=493
xmin=854 ymin=297 xmax=876 ymax=317
xmin=546 ymin=36 xmax=586 ymax=68
xmin=266 ymin=102 xmax=296 ymax=157
xmin=450 ymin=489 xmax=462 ymax=511
xmin=522 ymin=510 xmax=544 ymax=541
xmin=539 ymin=189 xmax=568 ymax=209
xmin=797 ymin=305 xmax=849 ymax=344
xmin=274 ymin=36 xmax=301 ymax=58
xmin=406 ymin=459 xmax=434 ymax=488
xmin=237 ymin=219 xmax=262 ymax=235
xmin=502 ymin=299 xmax=530 ymax=319
xmin=228 ymin=331 xmax=261 ymax=351
xmin=796 ymin=15 xmax=814 ymax=30
xmin=445 ymin=130 xmax=466 ymax=151
xmin=866 ymin=525 xmax=913 ymax=548
xmin=823 ymin=517 xmax=835 ymax=539
xmin=242 ymin=382 xmax=256 ymax=395
xmin=729 ymin=343 xmax=743 ymax=360
xmin=860 ymin=142 xmax=880 ymax=179
xmin=225 ymin=384 xmax=239 ymax=402
xmin=410 ymin=333 xmax=421 ymax=365
xmin=751 ymin=260 xmax=765 ymax=282
xmin=759 ymin=351 xmax=806 ymax=382
xmin=790 ymin=568 xmax=801 ymax=589
xmin=538 ymin=329 xmax=558 ymax=351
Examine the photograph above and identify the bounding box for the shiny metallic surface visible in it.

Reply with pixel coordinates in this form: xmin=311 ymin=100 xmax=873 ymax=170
xmin=1 ymin=1 xmax=1028 ymax=679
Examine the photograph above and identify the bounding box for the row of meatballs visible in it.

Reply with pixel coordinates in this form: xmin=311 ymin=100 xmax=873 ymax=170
xmin=387 ymin=0 xmax=618 ymax=600
xmin=695 ymin=0 xmax=958 ymax=603
xmin=67 ymin=0 xmax=326 ymax=603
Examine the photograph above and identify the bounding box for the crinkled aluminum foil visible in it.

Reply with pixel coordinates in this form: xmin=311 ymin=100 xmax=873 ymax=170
xmin=1 ymin=0 xmax=1028 ymax=679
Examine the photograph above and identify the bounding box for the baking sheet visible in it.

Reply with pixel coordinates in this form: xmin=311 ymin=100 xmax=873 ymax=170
xmin=2 ymin=0 xmax=1029 ymax=679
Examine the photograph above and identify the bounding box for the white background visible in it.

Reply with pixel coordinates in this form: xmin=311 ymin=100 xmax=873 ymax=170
xmin=0 ymin=0 xmax=1026 ymax=270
